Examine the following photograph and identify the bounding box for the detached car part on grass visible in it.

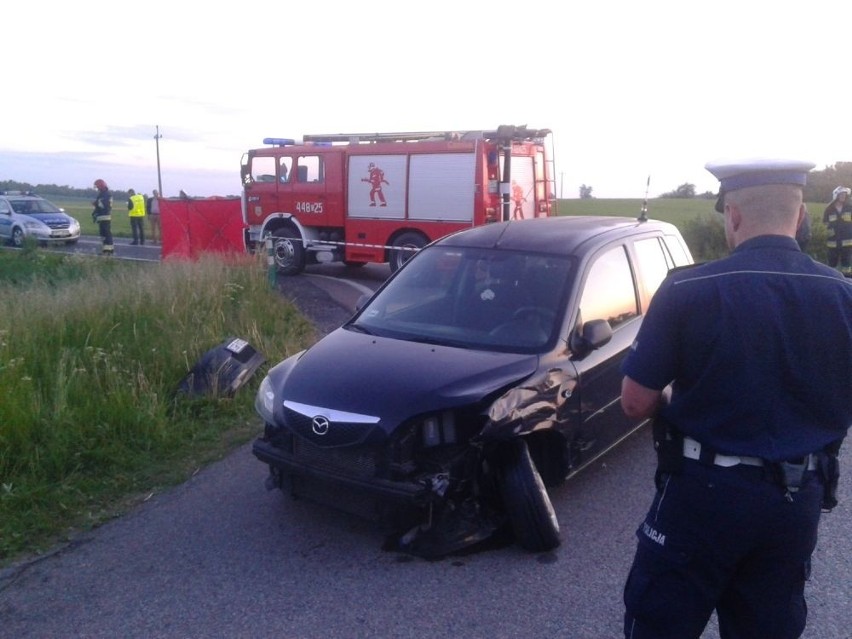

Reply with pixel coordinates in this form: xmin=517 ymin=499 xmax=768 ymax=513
xmin=178 ymin=338 xmax=265 ymax=398
xmin=252 ymin=216 xmax=693 ymax=557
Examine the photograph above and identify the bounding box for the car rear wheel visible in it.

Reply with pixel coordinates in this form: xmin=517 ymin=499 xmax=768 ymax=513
xmin=499 ymin=439 xmax=561 ymax=552
xmin=389 ymin=231 xmax=427 ymax=273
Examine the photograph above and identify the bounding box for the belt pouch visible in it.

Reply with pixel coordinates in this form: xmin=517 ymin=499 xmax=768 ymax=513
xmin=818 ymin=452 xmax=840 ymax=511
xmin=652 ymin=417 xmax=683 ymax=487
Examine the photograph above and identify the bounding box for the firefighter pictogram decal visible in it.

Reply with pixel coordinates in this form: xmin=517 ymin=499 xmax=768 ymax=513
xmin=361 ymin=162 xmax=389 ymax=207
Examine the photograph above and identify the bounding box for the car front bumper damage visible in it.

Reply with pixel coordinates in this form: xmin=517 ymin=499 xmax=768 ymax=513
xmin=251 ymin=437 xmax=505 ymax=557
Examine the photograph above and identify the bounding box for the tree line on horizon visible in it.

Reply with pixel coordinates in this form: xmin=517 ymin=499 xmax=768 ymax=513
xmin=579 ymin=162 xmax=852 ymax=203
xmin=0 ymin=180 xmax=132 ymax=201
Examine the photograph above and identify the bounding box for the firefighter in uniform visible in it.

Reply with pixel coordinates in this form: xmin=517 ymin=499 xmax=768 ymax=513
xmin=619 ymin=159 xmax=852 ymax=639
xmin=127 ymin=188 xmax=146 ymax=245
xmin=92 ymin=178 xmax=114 ymax=255
xmin=823 ymin=185 xmax=852 ymax=276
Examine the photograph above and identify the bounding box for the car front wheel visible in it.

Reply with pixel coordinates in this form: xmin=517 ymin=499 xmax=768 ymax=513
xmin=11 ymin=228 xmax=24 ymax=247
xmin=499 ymin=439 xmax=561 ymax=552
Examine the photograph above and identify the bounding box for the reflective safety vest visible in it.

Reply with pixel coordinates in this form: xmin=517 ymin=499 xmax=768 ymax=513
xmin=129 ymin=193 xmax=146 ymax=217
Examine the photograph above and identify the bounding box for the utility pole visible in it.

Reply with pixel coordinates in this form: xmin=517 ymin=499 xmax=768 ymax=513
xmin=154 ymin=125 xmax=163 ymax=195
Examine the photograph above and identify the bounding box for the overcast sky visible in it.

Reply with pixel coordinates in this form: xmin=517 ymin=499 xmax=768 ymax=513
xmin=3 ymin=0 xmax=848 ymax=199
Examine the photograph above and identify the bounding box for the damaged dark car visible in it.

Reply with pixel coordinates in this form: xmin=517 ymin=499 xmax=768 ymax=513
xmin=252 ymin=216 xmax=693 ymax=556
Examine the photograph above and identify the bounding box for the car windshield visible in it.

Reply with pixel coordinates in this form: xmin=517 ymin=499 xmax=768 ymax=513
xmin=9 ymin=198 xmax=62 ymax=214
xmin=351 ymin=246 xmax=573 ymax=353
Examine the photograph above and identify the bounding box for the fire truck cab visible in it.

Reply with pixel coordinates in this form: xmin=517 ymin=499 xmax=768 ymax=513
xmin=240 ymin=125 xmax=554 ymax=275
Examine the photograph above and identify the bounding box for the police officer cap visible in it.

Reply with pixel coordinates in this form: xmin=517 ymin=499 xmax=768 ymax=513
xmin=705 ymin=158 xmax=815 ymax=213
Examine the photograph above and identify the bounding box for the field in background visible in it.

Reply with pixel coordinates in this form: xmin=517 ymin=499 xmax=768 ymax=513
xmin=52 ymin=196 xmax=132 ymax=238
xmin=54 ymin=196 xmax=713 ymax=237
xmin=556 ymin=198 xmax=830 ymax=263
xmin=49 ymin=194 xmax=824 ymax=235
xmin=556 ymin=197 xmax=717 ymax=225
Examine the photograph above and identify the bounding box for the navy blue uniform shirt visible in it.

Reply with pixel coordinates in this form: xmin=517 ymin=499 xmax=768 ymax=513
xmin=622 ymin=235 xmax=852 ymax=461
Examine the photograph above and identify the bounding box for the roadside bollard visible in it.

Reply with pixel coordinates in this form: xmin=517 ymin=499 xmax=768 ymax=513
xmin=265 ymin=236 xmax=277 ymax=288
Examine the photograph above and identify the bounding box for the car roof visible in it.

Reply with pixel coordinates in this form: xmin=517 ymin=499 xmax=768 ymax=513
xmin=436 ymin=215 xmax=680 ymax=256
xmin=1 ymin=193 xmax=45 ymax=200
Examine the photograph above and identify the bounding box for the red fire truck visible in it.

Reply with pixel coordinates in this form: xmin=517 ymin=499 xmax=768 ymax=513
xmin=240 ymin=124 xmax=554 ymax=275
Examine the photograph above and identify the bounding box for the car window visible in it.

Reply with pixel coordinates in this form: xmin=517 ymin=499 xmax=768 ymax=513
xmin=633 ymin=237 xmax=672 ymax=299
xmin=250 ymin=156 xmax=276 ymax=183
xmin=29 ymin=198 xmax=62 ymax=213
xmin=0 ymin=199 xmax=10 ymax=214
xmin=578 ymin=245 xmax=638 ymax=329
xmin=355 ymin=246 xmax=572 ymax=352
xmin=663 ymin=234 xmax=691 ymax=267
xmin=296 ymin=155 xmax=324 ymax=183
xmin=9 ymin=200 xmax=29 ymax=214
xmin=279 ymin=157 xmax=293 ymax=183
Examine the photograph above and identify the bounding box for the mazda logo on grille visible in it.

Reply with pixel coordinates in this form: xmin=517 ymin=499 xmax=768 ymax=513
xmin=311 ymin=416 xmax=330 ymax=436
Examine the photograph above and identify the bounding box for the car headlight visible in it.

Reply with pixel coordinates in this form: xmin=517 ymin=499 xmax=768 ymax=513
xmin=419 ymin=411 xmax=457 ymax=448
xmin=255 ymin=375 xmax=276 ymax=423
xmin=24 ymin=221 xmax=43 ymax=230
xmin=69 ymin=219 xmax=80 ymax=232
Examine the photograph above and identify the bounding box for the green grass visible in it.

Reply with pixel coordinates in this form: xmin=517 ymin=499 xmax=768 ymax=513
xmin=51 ymin=195 xmax=134 ymax=238
xmin=555 ymin=196 xmax=717 ymax=225
xmin=0 ymin=250 xmax=316 ymax=563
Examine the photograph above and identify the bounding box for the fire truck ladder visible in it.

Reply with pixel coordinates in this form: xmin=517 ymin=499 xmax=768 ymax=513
xmin=542 ymin=129 xmax=557 ymax=206
xmin=303 ymin=124 xmax=551 ymax=145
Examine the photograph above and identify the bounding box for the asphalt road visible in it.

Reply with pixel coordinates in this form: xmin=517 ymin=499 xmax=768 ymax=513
xmin=1 ymin=247 xmax=850 ymax=638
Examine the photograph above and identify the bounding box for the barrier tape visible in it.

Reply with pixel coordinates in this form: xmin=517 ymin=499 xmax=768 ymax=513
xmin=267 ymin=236 xmax=421 ymax=253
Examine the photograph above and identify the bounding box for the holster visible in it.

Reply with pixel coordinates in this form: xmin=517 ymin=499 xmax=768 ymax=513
xmin=818 ymin=440 xmax=842 ymax=512
xmin=652 ymin=416 xmax=683 ymax=489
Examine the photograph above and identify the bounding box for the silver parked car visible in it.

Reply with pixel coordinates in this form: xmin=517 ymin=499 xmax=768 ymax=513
xmin=0 ymin=192 xmax=81 ymax=247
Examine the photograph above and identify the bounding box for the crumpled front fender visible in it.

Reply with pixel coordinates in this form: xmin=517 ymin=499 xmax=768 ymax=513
xmin=481 ymin=367 xmax=578 ymax=438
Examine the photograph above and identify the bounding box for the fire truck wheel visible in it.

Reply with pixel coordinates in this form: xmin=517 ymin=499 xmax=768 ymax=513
xmin=389 ymin=232 xmax=427 ymax=273
xmin=272 ymin=226 xmax=306 ymax=276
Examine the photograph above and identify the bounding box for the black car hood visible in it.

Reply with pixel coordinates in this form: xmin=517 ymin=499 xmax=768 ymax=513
xmin=278 ymin=327 xmax=539 ymax=430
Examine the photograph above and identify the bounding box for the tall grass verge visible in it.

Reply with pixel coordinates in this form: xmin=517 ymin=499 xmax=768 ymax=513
xmin=0 ymin=252 xmax=315 ymax=562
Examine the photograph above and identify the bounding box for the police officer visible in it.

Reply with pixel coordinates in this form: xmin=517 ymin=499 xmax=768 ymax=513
xmin=619 ymin=159 xmax=852 ymax=639
xmin=92 ymin=178 xmax=113 ymax=255
xmin=127 ymin=188 xmax=146 ymax=245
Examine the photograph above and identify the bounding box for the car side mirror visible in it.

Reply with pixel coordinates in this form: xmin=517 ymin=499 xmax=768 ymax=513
xmin=570 ymin=318 xmax=613 ymax=357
